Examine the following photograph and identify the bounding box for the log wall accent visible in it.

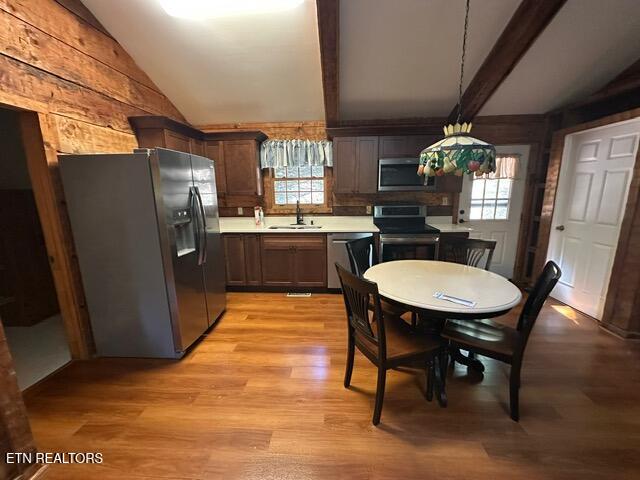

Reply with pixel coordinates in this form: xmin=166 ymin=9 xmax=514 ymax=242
xmin=199 ymin=121 xmax=328 ymax=141
xmin=0 ymin=0 xmax=184 ymax=144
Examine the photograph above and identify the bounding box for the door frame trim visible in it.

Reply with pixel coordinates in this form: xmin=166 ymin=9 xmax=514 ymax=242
xmin=535 ymin=107 xmax=640 ymax=335
xmin=18 ymin=111 xmax=93 ymax=359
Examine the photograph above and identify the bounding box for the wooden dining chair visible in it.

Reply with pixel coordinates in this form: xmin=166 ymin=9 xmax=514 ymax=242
xmin=439 ymin=236 xmax=497 ymax=271
xmin=441 ymin=261 xmax=561 ymax=421
xmin=346 ymin=237 xmax=416 ymax=326
xmin=345 ymin=236 xmax=378 ymax=276
xmin=336 ymin=263 xmax=447 ymax=425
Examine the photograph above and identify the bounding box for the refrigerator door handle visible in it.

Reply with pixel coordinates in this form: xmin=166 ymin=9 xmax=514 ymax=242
xmin=189 ymin=187 xmax=204 ymax=265
xmin=194 ymin=186 xmax=208 ymax=264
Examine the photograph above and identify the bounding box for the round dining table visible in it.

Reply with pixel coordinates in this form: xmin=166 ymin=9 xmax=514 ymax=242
xmin=363 ymin=260 xmax=523 ymax=383
xmin=363 ymin=260 xmax=522 ymax=320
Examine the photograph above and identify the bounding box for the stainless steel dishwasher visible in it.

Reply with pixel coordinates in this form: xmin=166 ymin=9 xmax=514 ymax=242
xmin=327 ymin=233 xmax=374 ymax=288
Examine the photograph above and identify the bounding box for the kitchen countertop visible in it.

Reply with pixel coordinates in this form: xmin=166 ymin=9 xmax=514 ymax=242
xmin=218 ymin=216 xmax=473 ymax=234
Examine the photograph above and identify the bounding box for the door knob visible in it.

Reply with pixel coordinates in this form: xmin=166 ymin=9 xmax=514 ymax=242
xmin=555 ymin=225 xmax=565 ymax=231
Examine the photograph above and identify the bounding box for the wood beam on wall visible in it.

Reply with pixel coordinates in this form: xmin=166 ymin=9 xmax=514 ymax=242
xmin=447 ymin=0 xmax=567 ymax=124
xmin=316 ymin=0 xmax=339 ymax=127
xmin=19 ymin=112 xmax=93 ymax=359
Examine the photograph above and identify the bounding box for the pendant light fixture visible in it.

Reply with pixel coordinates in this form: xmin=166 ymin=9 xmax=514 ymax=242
xmin=418 ymin=0 xmax=496 ymax=178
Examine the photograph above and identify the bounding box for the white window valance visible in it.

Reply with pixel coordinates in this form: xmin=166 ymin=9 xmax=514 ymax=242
xmin=260 ymin=139 xmax=333 ymax=169
xmin=485 ymin=154 xmax=520 ymax=179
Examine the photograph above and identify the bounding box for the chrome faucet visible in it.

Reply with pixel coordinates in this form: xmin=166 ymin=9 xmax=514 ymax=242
xmin=296 ymin=200 xmax=304 ymax=225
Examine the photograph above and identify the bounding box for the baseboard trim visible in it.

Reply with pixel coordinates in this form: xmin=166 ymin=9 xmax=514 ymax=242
xmin=21 ymin=360 xmax=73 ymax=400
xmin=600 ymin=322 xmax=640 ymax=340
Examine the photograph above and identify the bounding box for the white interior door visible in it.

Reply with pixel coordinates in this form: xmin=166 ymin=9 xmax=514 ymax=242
xmin=458 ymin=145 xmax=530 ymax=279
xmin=547 ymin=118 xmax=640 ymax=320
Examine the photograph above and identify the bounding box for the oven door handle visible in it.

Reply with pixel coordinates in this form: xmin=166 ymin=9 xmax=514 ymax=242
xmin=380 ymin=236 xmax=440 ymax=245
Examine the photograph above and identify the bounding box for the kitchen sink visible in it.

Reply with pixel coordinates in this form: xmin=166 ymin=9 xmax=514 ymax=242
xmin=268 ymin=225 xmax=322 ymax=229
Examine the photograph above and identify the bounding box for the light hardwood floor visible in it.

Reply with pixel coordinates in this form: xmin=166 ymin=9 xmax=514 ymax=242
xmin=26 ymin=292 xmax=640 ymax=479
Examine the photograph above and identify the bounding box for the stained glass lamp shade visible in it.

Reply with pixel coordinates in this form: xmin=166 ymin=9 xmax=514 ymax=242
xmin=418 ymin=122 xmax=496 ymax=177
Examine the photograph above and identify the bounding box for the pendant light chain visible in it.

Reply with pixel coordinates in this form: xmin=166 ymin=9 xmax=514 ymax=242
xmin=418 ymin=0 xmax=496 ymax=179
xmin=456 ymin=0 xmax=470 ymax=124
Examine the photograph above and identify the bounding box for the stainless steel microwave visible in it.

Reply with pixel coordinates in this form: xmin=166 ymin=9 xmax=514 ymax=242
xmin=378 ymin=158 xmax=435 ymax=191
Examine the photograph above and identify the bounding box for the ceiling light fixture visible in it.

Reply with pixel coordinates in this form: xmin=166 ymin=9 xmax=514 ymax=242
xmin=159 ymin=0 xmax=304 ymax=19
xmin=418 ymin=0 xmax=495 ymax=178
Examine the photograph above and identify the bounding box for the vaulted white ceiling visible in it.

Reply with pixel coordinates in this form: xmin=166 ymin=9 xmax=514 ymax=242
xmin=339 ymin=0 xmax=521 ymax=120
xmin=82 ymin=0 xmax=640 ymax=125
xmin=480 ymin=0 xmax=640 ymax=115
xmin=81 ymin=0 xmax=325 ymax=125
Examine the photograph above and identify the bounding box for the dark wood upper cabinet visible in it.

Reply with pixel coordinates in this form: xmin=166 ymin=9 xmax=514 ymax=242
xmin=189 ymin=138 xmax=205 ymax=156
xmin=355 ymin=136 xmax=379 ymax=194
xmin=333 ymin=137 xmax=357 ymax=194
xmin=379 ymin=135 xmax=431 ymax=158
xmin=205 ymin=140 xmax=226 ymax=196
xmin=223 ymin=140 xmax=262 ymax=197
xmin=129 ymin=116 xmax=267 ymax=207
xmin=164 ymin=131 xmax=190 ymax=153
xmin=333 ymin=134 xmax=462 ymax=194
xmin=333 ymin=136 xmax=378 ymax=194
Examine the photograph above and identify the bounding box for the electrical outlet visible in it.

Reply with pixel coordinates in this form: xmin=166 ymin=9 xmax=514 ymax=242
xmin=366 ymin=205 xmax=372 ymax=214
xmin=237 ymin=207 xmax=243 ymax=215
xmin=441 ymin=196 xmax=449 ymax=206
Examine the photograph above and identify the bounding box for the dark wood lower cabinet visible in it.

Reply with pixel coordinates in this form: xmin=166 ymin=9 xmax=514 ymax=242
xmin=223 ymin=234 xmax=263 ymax=286
xmin=289 ymin=235 xmax=327 ymax=287
xmin=261 ymin=235 xmax=327 ymax=288
xmin=222 ymin=233 xmax=327 ymax=289
xmin=260 ymin=236 xmax=297 ymax=287
xmin=244 ymin=235 xmax=262 ymax=286
xmin=223 ymin=235 xmax=247 ymax=286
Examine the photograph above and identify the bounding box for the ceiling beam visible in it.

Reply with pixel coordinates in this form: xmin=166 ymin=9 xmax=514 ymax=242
xmin=573 ymin=57 xmax=640 ymax=107
xmin=447 ymin=0 xmax=567 ymax=124
xmin=316 ymin=0 xmax=339 ymax=127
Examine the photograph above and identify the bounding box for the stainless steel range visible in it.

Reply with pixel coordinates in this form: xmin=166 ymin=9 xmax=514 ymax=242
xmin=373 ymin=205 xmax=440 ymax=262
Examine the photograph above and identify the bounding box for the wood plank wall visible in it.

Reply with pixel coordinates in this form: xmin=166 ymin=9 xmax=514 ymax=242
xmin=0 ymin=0 xmax=185 ymax=151
xmin=0 ymin=0 xmax=186 ymax=362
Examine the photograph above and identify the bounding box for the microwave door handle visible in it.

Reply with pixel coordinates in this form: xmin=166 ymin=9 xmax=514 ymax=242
xmin=194 ymin=186 xmax=208 ymax=264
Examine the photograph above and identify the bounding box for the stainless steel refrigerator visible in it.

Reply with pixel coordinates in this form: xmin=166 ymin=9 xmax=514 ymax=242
xmin=59 ymin=148 xmax=226 ymax=358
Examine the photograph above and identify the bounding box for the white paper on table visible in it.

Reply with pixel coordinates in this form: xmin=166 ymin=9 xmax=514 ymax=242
xmin=433 ymin=292 xmax=477 ymax=308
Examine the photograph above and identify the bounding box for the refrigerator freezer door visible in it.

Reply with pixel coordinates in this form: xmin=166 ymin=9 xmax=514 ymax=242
xmin=190 ymin=154 xmax=227 ymax=325
xmin=152 ymin=149 xmax=209 ymax=351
